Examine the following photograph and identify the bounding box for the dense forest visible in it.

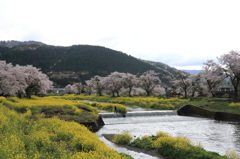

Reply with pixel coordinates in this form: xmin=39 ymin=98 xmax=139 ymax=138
xmin=0 ymin=41 xmax=185 ymax=87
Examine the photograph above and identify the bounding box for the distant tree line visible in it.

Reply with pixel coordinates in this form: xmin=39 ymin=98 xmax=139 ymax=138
xmin=171 ymin=50 xmax=240 ymax=102
xmin=64 ymin=70 xmax=166 ymax=97
xmin=1 ymin=49 xmax=240 ymax=102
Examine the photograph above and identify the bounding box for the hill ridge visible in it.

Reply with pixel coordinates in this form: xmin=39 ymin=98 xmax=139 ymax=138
xmin=0 ymin=41 xmax=183 ymax=87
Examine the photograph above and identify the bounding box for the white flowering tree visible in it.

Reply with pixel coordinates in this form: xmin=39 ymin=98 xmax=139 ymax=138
xmin=103 ymin=72 xmax=125 ymax=97
xmin=122 ymin=73 xmax=139 ymax=97
xmin=139 ymin=70 xmax=162 ymax=96
xmin=18 ymin=65 xmax=53 ymax=98
xmin=172 ymin=71 xmax=191 ymax=98
xmin=0 ymin=61 xmax=27 ymax=96
xmin=152 ymin=85 xmax=166 ymax=96
xmin=217 ymin=50 xmax=240 ymax=102
xmin=199 ymin=60 xmax=225 ymax=97
xmin=131 ymin=87 xmax=144 ymax=96
xmin=86 ymin=75 xmax=105 ymax=96
xmin=0 ymin=61 xmax=52 ymax=98
xmin=64 ymin=84 xmax=75 ymax=94
xmin=188 ymin=74 xmax=200 ymax=97
xmin=84 ymin=80 xmax=94 ymax=95
xmin=72 ymin=82 xmax=83 ymax=94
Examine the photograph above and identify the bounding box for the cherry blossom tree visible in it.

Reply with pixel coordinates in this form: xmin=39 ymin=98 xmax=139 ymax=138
xmin=122 ymin=73 xmax=139 ymax=97
xmin=0 ymin=61 xmax=28 ymax=97
xmin=131 ymin=87 xmax=144 ymax=96
xmin=217 ymin=50 xmax=240 ymax=102
xmin=200 ymin=60 xmax=225 ymax=97
xmin=18 ymin=65 xmax=53 ymax=98
xmin=152 ymin=85 xmax=166 ymax=96
xmin=172 ymin=72 xmax=202 ymax=98
xmin=0 ymin=61 xmax=52 ymax=98
xmin=0 ymin=61 xmax=16 ymax=96
xmin=72 ymin=82 xmax=83 ymax=94
xmin=172 ymin=71 xmax=190 ymax=98
xmin=104 ymin=72 xmax=125 ymax=97
xmin=188 ymin=74 xmax=200 ymax=97
xmin=86 ymin=75 xmax=105 ymax=96
xmin=64 ymin=84 xmax=74 ymax=94
xmin=9 ymin=66 xmax=28 ymax=97
xmin=0 ymin=67 xmax=25 ymax=96
xmin=139 ymin=70 xmax=162 ymax=96
xmin=84 ymin=80 xmax=94 ymax=95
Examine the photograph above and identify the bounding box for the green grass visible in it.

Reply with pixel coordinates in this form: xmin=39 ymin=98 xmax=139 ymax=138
xmin=185 ymin=97 xmax=240 ymax=114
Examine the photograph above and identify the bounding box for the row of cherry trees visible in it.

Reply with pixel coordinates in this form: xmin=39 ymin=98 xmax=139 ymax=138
xmin=0 ymin=61 xmax=53 ymax=98
xmin=65 ymin=70 xmax=166 ymax=97
xmin=172 ymin=50 xmax=240 ymax=102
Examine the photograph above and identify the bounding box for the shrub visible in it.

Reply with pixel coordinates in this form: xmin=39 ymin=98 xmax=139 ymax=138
xmin=129 ymin=135 xmax=153 ymax=149
xmin=229 ymin=102 xmax=240 ymax=108
xmin=189 ymin=97 xmax=202 ymax=101
xmin=112 ymin=131 xmax=133 ymax=144
xmin=222 ymin=93 xmax=229 ymax=98
xmin=225 ymin=148 xmax=240 ymax=159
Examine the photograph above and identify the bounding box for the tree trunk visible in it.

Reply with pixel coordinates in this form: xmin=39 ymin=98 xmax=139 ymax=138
xmin=191 ymin=89 xmax=195 ymax=97
xmin=184 ymin=89 xmax=187 ymax=98
xmin=128 ymin=87 xmax=132 ymax=97
xmin=232 ymin=79 xmax=239 ymax=102
xmin=116 ymin=91 xmax=120 ymax=97
xmin=146 ymin=90 xmax=150 ymax=96
xmin=233 ymin=83 xmax=239 ymax=102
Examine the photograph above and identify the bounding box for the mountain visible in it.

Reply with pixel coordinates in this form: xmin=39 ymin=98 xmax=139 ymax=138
xmin=0 ymin=41 xmax=183 ymax=87
xmin=142 ymin=60 xmax=190 ymax=76
xmin=0 ymin=40 xmax=46 ymax=48
xmin=181 ymin=70 xmax=202 ymax=74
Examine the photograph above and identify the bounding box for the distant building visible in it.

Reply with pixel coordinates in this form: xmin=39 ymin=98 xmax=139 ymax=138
xmin=215 ymin=84 xmax=234 ymax=98
xmin=216 ymin=85 xmax=234 ymax=92
xmin=48 ymin=88 xmax=65 ymax=94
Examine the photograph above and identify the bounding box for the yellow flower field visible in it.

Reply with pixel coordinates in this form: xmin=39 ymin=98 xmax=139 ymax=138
xmin=3 ymin=96 xmax=100 ymax=122
xmin=59 ymin=94 xmax=189 ymax=110
xmin=0 ymin=97 xmax=132 ymax=159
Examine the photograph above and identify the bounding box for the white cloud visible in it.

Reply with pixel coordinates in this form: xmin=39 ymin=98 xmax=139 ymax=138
xmin=1 ymin=0 xmax=240 ymax=70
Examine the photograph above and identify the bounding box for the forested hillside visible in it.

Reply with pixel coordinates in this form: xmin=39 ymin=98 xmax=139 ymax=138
xmin=141 ymin=60 xmax=190 ymax=77
xmin=0 ymin=41 xmax=181 ymax=87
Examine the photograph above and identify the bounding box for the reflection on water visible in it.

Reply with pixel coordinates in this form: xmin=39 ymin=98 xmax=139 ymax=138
xmin=96 ymin=115 xmax=240 ymax=156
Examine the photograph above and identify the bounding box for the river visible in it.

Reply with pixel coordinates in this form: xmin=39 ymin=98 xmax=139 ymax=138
xmin=96 ymin=111 xmax=240 ymax=158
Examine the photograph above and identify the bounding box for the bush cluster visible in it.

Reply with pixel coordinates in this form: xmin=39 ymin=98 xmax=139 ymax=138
xmin=115 ymin=131 xmax=238 ymax=159
xmin=229 ymin=102 xmax=240 ymax=109
xmin=112 ymin=131 xmax=133 ymax=144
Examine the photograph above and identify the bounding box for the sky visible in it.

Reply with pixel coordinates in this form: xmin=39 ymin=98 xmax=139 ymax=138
xmin=1 ymin=0 xmax=240 ymax=70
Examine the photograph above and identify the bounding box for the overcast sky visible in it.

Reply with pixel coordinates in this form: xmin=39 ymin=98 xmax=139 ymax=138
xmin=1 ymin=0 xmax=240 ymax=70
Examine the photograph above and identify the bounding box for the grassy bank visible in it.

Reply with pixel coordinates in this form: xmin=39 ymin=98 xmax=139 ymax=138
xmin=0 ymin=96 xmax=132 ymax=159
xmin=4 ymin=96 xmax=99 ymax=123
xmin=59 ymin=94 xmax=240 ymax=114
xmin=56 ymin=94 xmax=128 ymax=114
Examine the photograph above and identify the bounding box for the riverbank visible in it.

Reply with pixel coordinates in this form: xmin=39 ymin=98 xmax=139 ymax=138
xmin=178 ymin=104 xmax=240 ymax=122
xmin=60 ymin=94 xmax=240 ymax=115
xmin=102 ymin=134 xmax=165 ymax=159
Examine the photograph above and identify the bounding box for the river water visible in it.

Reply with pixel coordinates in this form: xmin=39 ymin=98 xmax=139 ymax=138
xmin=96 ymin=112 xmax=240 ymax=158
